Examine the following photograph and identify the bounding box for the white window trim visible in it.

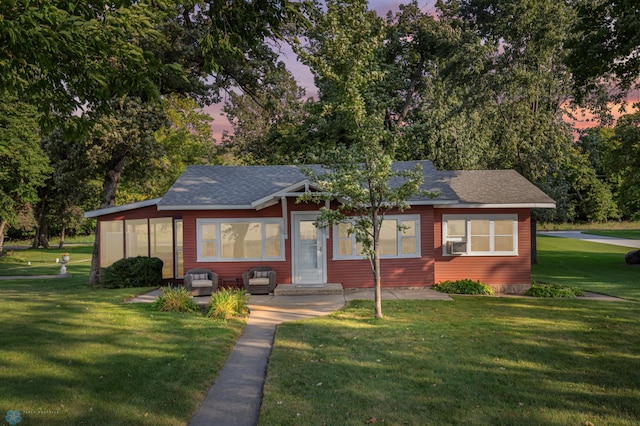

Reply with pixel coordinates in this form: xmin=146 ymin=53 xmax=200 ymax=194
xmin=333 ymin=215 xmax=421 ymax=260
xmin=442 ymin=214 xmax=518 ymax=256
xmin=196 ymin=218 xmax=285 ymax=262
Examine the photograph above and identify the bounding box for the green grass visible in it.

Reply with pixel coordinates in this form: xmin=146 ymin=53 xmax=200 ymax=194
xmin=0 ymin=245 xmax=94 ymax=276
xmin=260 ymin=298 xmax=639 ymax=426
xmin=533 ymin=236 xmax=640 ymax=301
xmin=0 ymin=250 xmax=244 ymax=425
xmin=538 ymin=221 xmax=640 ymax=231
xmin=261 ymin=236 xmax=640 ymax=425
xmin=582 ymin=229 xmax=640 ymax=240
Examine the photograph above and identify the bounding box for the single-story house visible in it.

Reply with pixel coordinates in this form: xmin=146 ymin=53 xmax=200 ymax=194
xmin=84 ymin=160 xmax=555 ymax=293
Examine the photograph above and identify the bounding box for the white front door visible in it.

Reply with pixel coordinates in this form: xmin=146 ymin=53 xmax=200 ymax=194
xmin=292 ymin=213 xmax=325 ymax=284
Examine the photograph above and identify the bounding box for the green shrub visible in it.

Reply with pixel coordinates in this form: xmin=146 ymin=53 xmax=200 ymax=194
xmin=102 ymin=256 xmax=163 ymax=289
xmin=152 ymin=286 xmax=198 ymax=313
xmin=0 ymin=250 xmax=24 ymax=263
xmin=432 ymin=279 xmax=495 ymax=295
xmin=525 ymin=284 xmax=584 ymax=298
xmin=207 ymin=288 xmax=249 ymax=321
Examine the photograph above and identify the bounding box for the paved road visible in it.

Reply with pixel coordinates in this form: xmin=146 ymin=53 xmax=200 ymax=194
xmin=538 ymin=231 xmax=640 ymax=249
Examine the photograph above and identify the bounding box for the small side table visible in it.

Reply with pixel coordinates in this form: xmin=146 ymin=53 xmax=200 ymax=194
xmin=222 ymin=278 xmax=241 ymax=290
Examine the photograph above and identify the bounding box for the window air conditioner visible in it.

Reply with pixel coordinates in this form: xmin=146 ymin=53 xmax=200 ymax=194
xmin=447 ymin=241 xmax=467 ymax=255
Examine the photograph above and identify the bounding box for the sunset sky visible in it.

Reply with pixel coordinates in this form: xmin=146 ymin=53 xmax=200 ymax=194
xmin=205 ymin=0 xmax=438 ymax=141
xmin=204 ymin=0 xmax=637 ymax=141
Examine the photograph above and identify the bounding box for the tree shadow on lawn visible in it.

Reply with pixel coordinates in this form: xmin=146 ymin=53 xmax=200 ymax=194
xmin=0 ymin=289 xmax=241 ymax=425
xmin=261 ymin=298 xmax=640 ymax=426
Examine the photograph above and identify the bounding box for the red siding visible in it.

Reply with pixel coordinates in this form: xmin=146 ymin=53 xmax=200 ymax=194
xmin=96 ymin=201 xmax=533 ymax=289
xmin=433 ymin=208 xmax=531 ymax=285
xmin=327 ymin=206 xmax=435 ymax=288
xmin=181 ymin=201 xmax=327 ymax=283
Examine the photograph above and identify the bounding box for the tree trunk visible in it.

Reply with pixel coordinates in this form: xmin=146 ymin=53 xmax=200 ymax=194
xmin=58 ymin=205 xmax=67 ymax=249
xmin=0 ymin=221 xmax=6 ymax=254
xmin=33 ymin=196 xmax=51 ymax=249
xmin=89 ymin=156 xmax=127 ymax=286
xmin=89 ymin=227 xmax=101 ymax=286
xmin=58 ymin=224 xmax=66 ymax=249
xmin=373 ymin=249 xmax=382 ymax=319
xmin=372 ymin=210 xmax=383 ymax=318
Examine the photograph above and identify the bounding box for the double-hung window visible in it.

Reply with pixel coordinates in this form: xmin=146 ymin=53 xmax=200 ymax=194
xmin=197 ymin=219 xmax=284 ymax=262
xmin=333 ymin=215 xmax=420 ymax=259
xmin=442 ymin=214 xmax=518 ymax=256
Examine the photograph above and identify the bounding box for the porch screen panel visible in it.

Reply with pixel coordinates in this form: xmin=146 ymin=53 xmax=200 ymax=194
xmin=100 ymin=220 xmax=124 ymax=268
xmin=175 ymin=220 xmax=184 ymax=278
xmin=125 ymin=219 xmax=149 ymax=258
xmin=150 ymin=218 xmax=173 ymax=279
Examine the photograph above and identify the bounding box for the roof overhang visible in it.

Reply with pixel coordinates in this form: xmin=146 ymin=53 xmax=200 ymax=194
xmin=84 ymin=198 xmax=162 ymax=218
xmin=434 ymin=202 xmax=557 ymax=209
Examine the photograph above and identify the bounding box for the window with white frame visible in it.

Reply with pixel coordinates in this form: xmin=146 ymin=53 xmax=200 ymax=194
xmin=442 ymin=214 xmax=518 ymax=256
xmin=333 ymin=215 xmax=420 ymax=259
xmin=197 ymin=219 xmax=284 ymax=261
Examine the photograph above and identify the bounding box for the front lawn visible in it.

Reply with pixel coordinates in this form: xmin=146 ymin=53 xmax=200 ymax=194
xmin=260 ymin=298 xmax=640 ymax=426
xmin=0 ymin=253 xmax=244 ymax=425
xmin=533 ymin=236 xmax=640 ymax=301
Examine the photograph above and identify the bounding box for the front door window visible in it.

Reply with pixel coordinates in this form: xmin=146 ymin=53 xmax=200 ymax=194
xmin=293 ymin=214 xmax=325 ymax=284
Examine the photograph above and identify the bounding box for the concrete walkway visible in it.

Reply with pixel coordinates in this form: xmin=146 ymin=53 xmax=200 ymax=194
xmin=129 ymin=284 xmax=627 ymax=426
xmin=129 ymin=288 xmax=451 ymax=426
xmin=538 ymin=230 xmax=640 ymax=249
xmin=190 ymin=288 xmax=451 ymax=426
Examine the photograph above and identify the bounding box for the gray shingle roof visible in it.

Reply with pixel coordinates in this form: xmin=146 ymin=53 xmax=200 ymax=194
xmin=157 ymin=161 xmax=555 ymax=210
xmin=441 ymin=170 xmax=556 ymax=207
xmin=85 ymin=160 xmax=555 ymax=217
xmin=158 ymin=165 xmax=309 ymax=208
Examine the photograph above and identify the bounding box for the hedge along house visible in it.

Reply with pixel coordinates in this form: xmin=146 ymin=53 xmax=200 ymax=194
xmin=84 ymin=160 xmax=555 ymax=293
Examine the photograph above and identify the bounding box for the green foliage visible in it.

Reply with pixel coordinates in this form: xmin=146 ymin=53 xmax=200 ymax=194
xmin=0 ymin=97 xmax=51 ymax=232
xmin=567 ymin=0 xmax=640 ymax=101
xmin=525 ymin=283 xmax=584 ymax=298
xmin=152 ymin=285 xmax=198 ymax=313
xmin=432 ymin=279 xmax=494 ymax=295
xmin=207 ymin=288 xmax=249 ymax=321
xmin=102 ymin=256 xmax=163 ymax=289
xmin=0 ymin=1 xmax=170 ymax=120
xmin=0 ymin=250 xmax=25 ymax=264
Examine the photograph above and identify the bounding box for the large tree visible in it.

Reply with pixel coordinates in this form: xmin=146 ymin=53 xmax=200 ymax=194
xmin=567 ymin=0 xmax=640 ymax=103
xmin=222 ymin=62 xmax=309 ymax=164
xmin=0 ymin=98 xmax=50 ymax=252
xmin=0 ymin=1 xmax=175 ymax=122
xmin=296 ymin=0 xmax=430 ymax=318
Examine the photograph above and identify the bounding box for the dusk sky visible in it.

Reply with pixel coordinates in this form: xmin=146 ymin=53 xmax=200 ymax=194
xmin=206 ymin=0 xmax=439 ymax=141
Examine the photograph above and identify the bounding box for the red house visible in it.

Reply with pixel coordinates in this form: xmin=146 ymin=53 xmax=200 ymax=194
xmin=84 ymin=160 xmax=555 ymax=294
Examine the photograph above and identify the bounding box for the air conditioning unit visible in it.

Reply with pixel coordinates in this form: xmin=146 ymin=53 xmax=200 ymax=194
xmin=447 ymin=241 xmax=467 ymax=255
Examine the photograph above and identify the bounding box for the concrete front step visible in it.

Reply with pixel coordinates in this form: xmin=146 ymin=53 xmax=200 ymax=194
xmin=274 ymin=283 xmax=344 ymax=296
